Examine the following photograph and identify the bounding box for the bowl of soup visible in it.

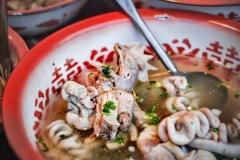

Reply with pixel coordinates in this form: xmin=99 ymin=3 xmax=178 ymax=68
xmin=131 ymin=0 xmax=240 ymax=23
xmin=3 ymin=9 xmax=240 ymax=160
xmin=7 ymin=0 xmax=88 ymax=37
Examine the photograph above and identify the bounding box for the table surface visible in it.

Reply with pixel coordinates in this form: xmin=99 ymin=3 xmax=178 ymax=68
xmin=0 ymin=0 xmax=120 ymax=159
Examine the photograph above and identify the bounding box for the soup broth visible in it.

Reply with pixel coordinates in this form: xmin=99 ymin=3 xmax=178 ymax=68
xmin=38 ymin=55 xmax=240 ymax=160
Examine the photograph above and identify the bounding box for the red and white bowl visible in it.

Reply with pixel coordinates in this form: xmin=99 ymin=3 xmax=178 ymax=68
xmin=132 ymin=0 xmax=240 ymax=23
xmin=3 ymin=9 xmax=240 ymax=159
xmin=8 ymin=0 xmax=88 ymax=37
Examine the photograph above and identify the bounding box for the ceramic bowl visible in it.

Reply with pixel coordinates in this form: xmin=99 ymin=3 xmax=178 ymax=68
xmin=7 ymin=0 xmax=88 ymax=37
xmin=8 ymin=27 xmax=29 ymax=67
xmin=132 ymin=0 xmax=240 ymax=23
xmin=3 ymin=9 xmax=240 ymax=160
xmin=0 ymin=27 xmax=28 ymax=127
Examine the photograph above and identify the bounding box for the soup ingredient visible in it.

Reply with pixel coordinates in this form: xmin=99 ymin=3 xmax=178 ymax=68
xmin=145 ymin=141 xmax=217 ymax=160
xmin=0 ymin=63 xmax=8 ymax=124
xmin=94 ymin=90 xmax=134 ymax=139
xmin=7 ymin=0 xmax=65 ymax=11
xmin=158 ymin=108 xmax=220 ymax=145
xmin=89 ymin=42 xmax=157 ymax=93
xmin=62 ymin=81 xmax=97 ymax=130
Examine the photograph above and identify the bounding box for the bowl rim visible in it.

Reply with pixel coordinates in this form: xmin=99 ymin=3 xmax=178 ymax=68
xmin=3 ymin=8 xmax=240 ymax=160
xmin=162 ymin=0 xmax=240 ymax=6
xmin=7 ymin=0 xmax=83 ymax=16
xmin=8 ymin=27 xmax=29 ymax=62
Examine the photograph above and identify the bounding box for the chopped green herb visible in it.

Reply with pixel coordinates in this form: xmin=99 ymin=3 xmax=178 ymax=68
xmin=212 ymin=128 xmax=219 ymax=134
xmin=192 ymin=106 xmax=197 ymax=110
xmin=102 ymin=65 xmax=113 ymax=78
xmin=115 ymin=137 xmax=125 ymax=144
xmin=137 ymin=96 xmax=144 ymax=102
xmin=102 ymin=101 xmax=116 ymax=115
xmin=38 ymin=136 xmax=49 ymax=152
xmin=52 ymin=143 xmax=57 ymax=148
xmin=146 ymin=106 xmax=160 ymax=125
xmin=160 ymin=93 xmax=168 ymax=98
xmin=99 ymin=135 xmax=104 ymax=139
xmin=147 ymin=88 xmax=152 ymax=90
xmin=149 ymin=81 xmax=156 ymax=85
xmin=117 ymin=115 xmax=120 ymax=121
xmin=187 ymin=83 xmax=192 ymax=88
xmin=215 ymin=83 xmax=222 ymax=88
xmin=234 ymin=94 xmax=240 ymax=98
xmin=225 ymin=78 xmax=230 ymax=82
xmin=172 ymin=104 xmax=176 ymax=110
xmin=60 ymin=134 xmax=65 ymax=138
xmin=52 ymin=62 xmax=55 ymax=66
xmin=127 ymin=154 xmax=133 ymax=158
xmin=206 ymin=63 xmax=214 ymax=70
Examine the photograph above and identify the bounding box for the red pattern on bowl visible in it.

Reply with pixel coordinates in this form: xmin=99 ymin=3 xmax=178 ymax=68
xmin=3 ymin=9 xmax=240 ymax=160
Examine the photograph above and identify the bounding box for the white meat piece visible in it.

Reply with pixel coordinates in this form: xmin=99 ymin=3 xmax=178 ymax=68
xmin=162 ymin=76 xmax=188 ymax=96
xmin=94 ymin=90 xmax=134 ymax=139
xmin=136 ymin=125 xmax=160 ymax=155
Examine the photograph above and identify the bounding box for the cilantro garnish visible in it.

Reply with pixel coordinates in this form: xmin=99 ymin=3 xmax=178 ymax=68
xmin=149 ymin=81 xmax=156 ymax=85
xmin=146 ymin=106 xmax=160 ymax=125
xmin=192 ymin=106 xmax=197 ymax=110
xmin=99 ymin=135 xmax=104 ymax=139
xmin=127 ymin=154 xmax=133 ymax=158
xmin=160 ymin=93 xmax=168 ymax=98
xmin=52 ymin=62 xmax=55 ymax=66
xmin=147 ymin=88 xmax=152 ymax=90
xmin=187 ymin=83 xmax=192 ymax=88
xmin=115 ymin=137 xmax=125 ymax=144
xmin=102 ymin=101 xmax=116 ymax=115
xmin=52 ymin=143 xmax=57 ymax=148
xmin=206 ymin=63 xmax=214 ymax=70
xmin=215 ymin=83 xmax=222 ymax=88
xmin=38 ymin=136 xmax=49 ymax=152
xmin=172 ymin=104 xmax=176 ymax=110
xmin=137 ymin=96 xmax=144 ymax=102
xmin=102 ymin=65 xmax=113 ymax=78
xmin=234 ymin=94 xmax=240 ymax=98
xmin=117 ymin=115 xmax=120 ymax=121
xmin=212 ymin=128 xmax=219 ymax=134
xmin=59 ymin=134 xmax=65 ymax=138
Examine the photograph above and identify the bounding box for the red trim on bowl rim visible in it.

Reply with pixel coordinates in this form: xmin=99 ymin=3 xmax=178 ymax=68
xmin=8 ymin=27 xmax=29 ymax=60
xmin=7 ymin=0 xmax=80 ymax=15
xmin=3 ymin=9 xmax=240 ymax=160
xmin=163 ymin=0 xmax=240 ymax=6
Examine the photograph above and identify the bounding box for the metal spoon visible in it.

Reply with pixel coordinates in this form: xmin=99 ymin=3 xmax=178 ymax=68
xmin=116 ymin=0 xmax=228 ymax=109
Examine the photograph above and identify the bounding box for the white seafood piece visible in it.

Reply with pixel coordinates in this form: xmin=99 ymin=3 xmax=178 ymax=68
xmin=198 ymin=108 xmax=220 ymax=128
xmin=158 ymin=108 xmax=219 ymax=145
xmin=94 ymin=90 xmax=134 ymax=139
xmin=124 ymin=42 xmax=157 ymax=82
xmin=62 ymin=81 xmax=97 ymax=110
xmin=86 ymin=71 xmax=114 ymax=93
xmin=188 ymin=139 xmax=240 ymax=159
xmin=58 ymin=134 xmax=81 ymax=149
xmin=47 ymin=120 xmax=73 ymax=145
xmin=46 ymin=120 xmax=92 ymax=158
xmin=129 ymin=122 xmax=138 ymax=141
xmin=162 ymin=76 xmax=188 ymax=96
xmin=145 ymin=141 xmax=217 ymax=160
xmin=132 ymin=102 xmax=148 ymax=127
xmin=211 ymin=109 xmax=222 ymax=117
xmin=66 ymin=111 xmax=95 ymax=130
xmin=136 ymin=125 xmax=160 ymax=155
xmin=91 ymin=42 xmax=156 ymax=93
xmin=105 ymin=131 xmax=129 ymax=150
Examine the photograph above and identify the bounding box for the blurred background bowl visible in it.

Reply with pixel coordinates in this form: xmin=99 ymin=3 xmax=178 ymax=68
xmin=7 ymin=0 xmax=88 ymax=37
xmin=2 ymin=8 xmax=240 ymax=160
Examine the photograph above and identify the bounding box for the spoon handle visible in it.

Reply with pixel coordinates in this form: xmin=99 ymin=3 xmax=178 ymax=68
xmin=116 ymin=0 xmax=178 ymax=73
